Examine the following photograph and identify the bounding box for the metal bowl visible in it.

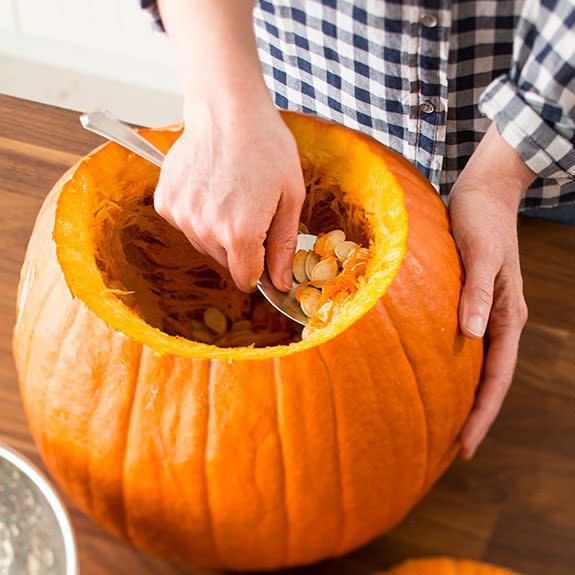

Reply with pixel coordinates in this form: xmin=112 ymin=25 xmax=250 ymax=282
xmin=0 ymin=442 xmax=78 ymax=575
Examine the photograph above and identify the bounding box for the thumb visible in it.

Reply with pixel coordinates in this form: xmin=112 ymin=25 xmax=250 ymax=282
xmin=459 ymin=244 xmax=497 ymax=339
xmin=266 ymin=188 xmax=304 ymax=292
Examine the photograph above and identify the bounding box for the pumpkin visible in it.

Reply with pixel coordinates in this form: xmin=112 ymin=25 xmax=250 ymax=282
xmin=13 ymin=113 xmax=483 ymax=570
xmin=385 ymin=557 xmax=520 ymax=574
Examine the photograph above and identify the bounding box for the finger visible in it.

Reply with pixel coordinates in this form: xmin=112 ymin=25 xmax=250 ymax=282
xmin=170 ymin=210 xmax=209 ymax=256
xmin=154 ymin=188 xmax=180 ymax=230
xmin=266 ymin=186 xmax=305 ymax=291
xmin=459 ymin=301 xmax=527 ymax=460
xmin=226 ymin=232 xmax=266 ymax=293
xmin=192 ymin=224 xmax=229 ymax=269
xmin=459 ymin=240 xmax=499 ymax=339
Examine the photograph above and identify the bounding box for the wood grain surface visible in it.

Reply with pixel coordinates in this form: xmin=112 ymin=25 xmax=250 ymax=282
xmin=1 ymin=94 xmax=574 ymax=575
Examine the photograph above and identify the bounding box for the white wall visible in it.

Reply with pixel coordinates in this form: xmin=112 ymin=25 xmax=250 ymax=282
xmin=0 ymin=0 xmax=182 ymax=126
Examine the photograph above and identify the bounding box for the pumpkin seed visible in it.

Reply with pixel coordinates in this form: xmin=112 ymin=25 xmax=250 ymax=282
xmin=231 ymin=320 xmax=253 ymax=332
xmin=305 ymin=250 xmax=321 ymax=279
xmin=314 ymin=229 xmax=346 ymax=257
xmin=299 ymin=288 xmax=322 ymax=317
xmin=190 ymin=326 xmax=217 ymax=344
xmin=203 ymin=307 xmax=228 ymax=335
xmin=301 ymin=325 xmax=313 ymax=340
xmin=343 ymin=247 xmax=369 ymax=269
xmin=316 ymin=301 xmax=334 ymax=323
xmin=310 ymin=256 xmax=339 ymax=283
xmin=295 ymin=284 xmax=319 ymax=302
xmin=334 ymin=240 xmax=358 ymax=260
xmin=292 ymin=249 xmax=309 ymax=283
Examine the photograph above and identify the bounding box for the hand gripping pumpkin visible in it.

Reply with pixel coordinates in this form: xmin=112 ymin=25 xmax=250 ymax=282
xmin=13 ymin=113 xmax=482 ymax=570
xmin=385 ymin=557 xmax=520 ymax=575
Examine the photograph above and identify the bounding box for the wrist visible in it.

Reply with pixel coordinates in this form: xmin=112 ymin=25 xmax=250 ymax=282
xmin=452 ymin=123 xmax=536 ymax=211
xmin=182 ymin=76 xmax=274 ymax=129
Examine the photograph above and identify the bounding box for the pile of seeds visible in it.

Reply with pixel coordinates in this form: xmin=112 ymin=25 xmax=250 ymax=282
xmin=292 ymin=229 xmax=369 ymax=335
xmin=183 ymin=302 xmax=296 ymax=347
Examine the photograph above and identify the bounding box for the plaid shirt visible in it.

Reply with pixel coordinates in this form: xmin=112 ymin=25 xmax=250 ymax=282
xmin=142 ymin=0 xmax=575 ymax=209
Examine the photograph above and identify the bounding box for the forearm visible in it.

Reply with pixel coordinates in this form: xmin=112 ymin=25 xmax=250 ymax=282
xmin=158 ymin=0 xmax=271 ymax=118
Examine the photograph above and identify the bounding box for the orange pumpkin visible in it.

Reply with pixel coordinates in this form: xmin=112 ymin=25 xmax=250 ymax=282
xmin=13 ymin=113 xmax=482 ymax=570
xmin=386 ymin=557 xmax=520 ymax=575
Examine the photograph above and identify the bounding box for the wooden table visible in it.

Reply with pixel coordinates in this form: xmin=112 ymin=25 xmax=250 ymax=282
xmin=1 ymin=94 xmax=574 ymax=575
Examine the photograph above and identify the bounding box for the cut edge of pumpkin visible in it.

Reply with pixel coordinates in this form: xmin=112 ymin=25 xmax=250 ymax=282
xmin=53 ymin=118 xmax=408 ymax=360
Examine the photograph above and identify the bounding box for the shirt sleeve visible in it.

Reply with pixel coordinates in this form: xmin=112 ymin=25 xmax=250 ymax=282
xmin=140 ymin=0 xmax=165 ymax=32
xmin=479 ymin=0 xmax=575 ymax=185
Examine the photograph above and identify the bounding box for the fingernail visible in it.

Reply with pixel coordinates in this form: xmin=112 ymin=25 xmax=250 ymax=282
xmin=467 ymin=315 xmax=485 ymax=337
xmin=283 ymin=269 xmax=293 ymax=291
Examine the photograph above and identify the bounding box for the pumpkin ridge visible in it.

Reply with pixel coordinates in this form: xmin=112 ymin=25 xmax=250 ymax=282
xmin=87 ymin=324 xmax=114 ymax=536
xmin=405 ymin=202 xmax=462 ymax=285
xmin=41 ymin=305 xmax=88 ymax=502
xmin=381 ymin=297 xmax=431 ymax=494
xmin=390 ymin=252 xmax=441 ymax=488
xmin=204 ymin=358 xmax=224 ymax=568
xmin=121 ymin=342 xmax=144 ymax=542
xmin=316 ymin=347 xmax=346 ymax=558
xmin=347 ymin=328 xmax=397 ymax=525
xmin=152 ymin=363 xmax=187 ymax=542
xmin=19 ymin=272 xmax=60 ymax=390
xmin=272 ymin=356 xmax=289 ymax=567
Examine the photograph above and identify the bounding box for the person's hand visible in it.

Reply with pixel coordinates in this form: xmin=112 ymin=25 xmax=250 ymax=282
xmin=155 ymin=101 xmax=305 ymax=292
xmin=448 ymin=124 xmax=536 ymax=459
xmin=155 ymin=0 xmax=306 ymax=292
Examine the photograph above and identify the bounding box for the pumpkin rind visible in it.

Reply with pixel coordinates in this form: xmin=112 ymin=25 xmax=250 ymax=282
xmin=13 ymin=113 xmax=482 ymax=570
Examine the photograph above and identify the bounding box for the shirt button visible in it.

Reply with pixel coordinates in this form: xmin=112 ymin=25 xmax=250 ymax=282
xmin=420 ymin=14 xmax=438 ymax=28
xmin=419 ymin=101 xmax=435 ymax=114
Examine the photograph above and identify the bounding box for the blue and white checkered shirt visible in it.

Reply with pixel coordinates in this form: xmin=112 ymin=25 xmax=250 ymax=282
xmin=143 ymin=0 xmax=575 ymax=209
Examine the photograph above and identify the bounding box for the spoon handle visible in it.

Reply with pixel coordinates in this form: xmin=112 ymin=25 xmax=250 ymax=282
xmin=80 ymin=110 xmax=165 ymax=167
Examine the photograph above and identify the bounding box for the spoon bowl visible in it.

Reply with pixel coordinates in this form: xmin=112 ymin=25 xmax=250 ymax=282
xmin=257 ymin=234 xmax=317 ymax=326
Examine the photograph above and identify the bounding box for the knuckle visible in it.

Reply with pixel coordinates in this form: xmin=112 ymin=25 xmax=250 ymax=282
xmin=193 ymin=222 xmax=213 ymax=243
xmin=471 ymin=281 xmax=494 ymax=307
xmin=226 ymin=223 xmax=265 ymax=253
xmin=226 ymin=230 xmax=253 ymax=253
xmin=513 ymin=298 xmax=529 ymax=327
xmin=269 ymin=234 xmax=298 ymax=254
xmin=153 ymin=193 xmax=168 ymax=216
xmin=496 ymin=296 xmax=528 ymax=328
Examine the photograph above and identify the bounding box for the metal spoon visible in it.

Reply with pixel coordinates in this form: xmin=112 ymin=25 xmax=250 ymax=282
xmin=257 ymin=233 xmax=317 ymax=326
xmin=80 ymin=110 xmax=165 ymax=166
xmin=80 ymin=109 xmax=314 ymax=326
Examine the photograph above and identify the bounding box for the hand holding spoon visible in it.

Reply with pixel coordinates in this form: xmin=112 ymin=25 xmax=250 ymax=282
xmin=80 ymin=109 xmax=313 ymax=326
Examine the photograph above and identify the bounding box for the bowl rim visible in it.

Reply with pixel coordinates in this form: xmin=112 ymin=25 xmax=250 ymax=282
xmin=0 ymin=441 xmax=79 ymax=575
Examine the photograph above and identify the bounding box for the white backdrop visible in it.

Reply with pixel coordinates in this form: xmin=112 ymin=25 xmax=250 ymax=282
xmin=0 ymin=0 xmax=182 ymax=125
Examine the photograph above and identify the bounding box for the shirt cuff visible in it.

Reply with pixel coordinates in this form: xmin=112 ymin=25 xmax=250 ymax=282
xmin=479 ymin=75 xmax=575 ymax=183
xmin=140 ymin=0 xmax=165 ymax=32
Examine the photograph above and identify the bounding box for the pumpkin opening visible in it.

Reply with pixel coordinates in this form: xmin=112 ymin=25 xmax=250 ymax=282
xmin=92 ymin=172 xmax=371 ymax=348
xmin=54 ymin=116 xmax=409 ymax=359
